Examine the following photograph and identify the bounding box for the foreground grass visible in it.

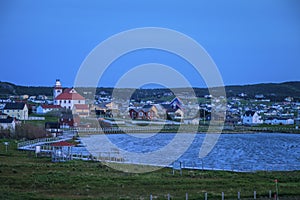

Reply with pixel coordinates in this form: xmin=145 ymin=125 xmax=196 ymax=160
xmin=0 ymin=140 xmax=300 ymax=200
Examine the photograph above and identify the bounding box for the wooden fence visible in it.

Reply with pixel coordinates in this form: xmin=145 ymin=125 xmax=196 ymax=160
xmin=149 ymin=190 xmax=277 ymax=200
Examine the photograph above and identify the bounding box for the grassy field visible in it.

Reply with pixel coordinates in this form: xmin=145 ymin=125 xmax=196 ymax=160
xmin=0 ymin=140 xmax=300 ymax=200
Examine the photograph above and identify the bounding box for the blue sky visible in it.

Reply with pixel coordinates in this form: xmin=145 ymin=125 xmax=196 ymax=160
xmin=0 ymin=0 xmax=299 ymax=88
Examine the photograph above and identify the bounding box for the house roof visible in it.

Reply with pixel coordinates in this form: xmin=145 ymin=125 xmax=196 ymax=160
xmin=55 ymin=92 xmax=85 ymax=100
xmin=142 ymin=104 xmax=154 ymax=109
xmin=74 ymin=104 xmax=89 ymax=110
xmin=170 ymin=97 xmax=183 ymax=107
xmin=0 ymin=112 xmax=8 ymax=116
xmin=63 ymin=88 xmax=73 ymax=93
xmin=166 ymin=107 xmax=181 ymax=113
xmin=50 ymin=141 xmax=74 ymax=147
xmin=161 ymin=104 xmax=172 ymax=109
xmin=129 ymin=107 xmax=154 ymax=113
xmin=0 ymin=117 xmax=14 ymax=124
xmin=265 ymin=117 xmax=293 ymax=120
xmin=244 ymin=110 xmax=256 ymax=117
xmin=4 ymin=102 xmax=26 ymax=110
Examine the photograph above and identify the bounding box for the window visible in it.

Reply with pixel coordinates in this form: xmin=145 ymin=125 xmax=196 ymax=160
xmin=64 ymin=100 xmax=66 ymax=103
xmin=139 ymin=112 xmax=144 ymax=117
xmin=68 ymin=100 xmax=71 ymax=103
xmin=78 ymin=100 xmax=81 ymax=103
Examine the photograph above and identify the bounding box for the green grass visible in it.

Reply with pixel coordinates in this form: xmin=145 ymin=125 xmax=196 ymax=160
xmin=26 ymin=114 xmax=59 ymax=127
xmin=0 ymin=139 xmax=300 ymax=200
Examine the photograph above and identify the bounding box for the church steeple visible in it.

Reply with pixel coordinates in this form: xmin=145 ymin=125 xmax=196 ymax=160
xmin=53 ymin=79 xmax=62 ymax=99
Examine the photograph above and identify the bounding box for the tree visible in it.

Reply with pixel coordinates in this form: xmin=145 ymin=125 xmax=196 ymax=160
xmin=0 ymin=127 xmax=11 ymax=139
xmin=14 ymin=123 xmax=49 ymax=140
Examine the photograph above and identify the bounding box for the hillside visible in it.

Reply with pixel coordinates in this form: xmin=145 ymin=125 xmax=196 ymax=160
xmin=0 ymin=81 xmax=53 ymax=97
xmin=0 ymin=81 xmax=299 ymax=101
xmin=225 ymin=81 xmax=300 ymax=100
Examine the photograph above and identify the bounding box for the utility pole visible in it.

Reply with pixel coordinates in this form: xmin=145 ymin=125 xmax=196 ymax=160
xmin=275 ymin=179 xmax=279 ymax=200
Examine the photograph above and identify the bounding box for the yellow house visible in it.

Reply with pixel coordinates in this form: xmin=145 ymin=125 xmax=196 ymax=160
xmin=72 ymin=104 xmax=89 ymax=117
xmin=3 ymin=102 xmax=28 ymax=120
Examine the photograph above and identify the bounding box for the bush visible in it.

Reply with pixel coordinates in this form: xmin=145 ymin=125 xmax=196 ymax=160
xmin=0 ymin=127 xmax=11 ymax=139
xmin=15 ymin=123 xmax=49 ymax=140
xmin=0 ymin=123 xmax=49 ymax=140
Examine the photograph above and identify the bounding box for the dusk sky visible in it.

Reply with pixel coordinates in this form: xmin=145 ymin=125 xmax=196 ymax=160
xmin=0 ymin=0 xmax=300 ymax=88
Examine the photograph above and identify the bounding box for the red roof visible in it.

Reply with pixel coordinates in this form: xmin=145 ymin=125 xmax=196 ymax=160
xmin=41 ymin=105 xmax=61 ymax=109
xmin=50 ymin=141 xmax=74 ymax=147
xmin=55 ymin=92 xmax=85 ymax=100
xmin=74 ymin=104 xmax=89 ymax=110
xmin=63 ymin=88 xmax=73 ymax=93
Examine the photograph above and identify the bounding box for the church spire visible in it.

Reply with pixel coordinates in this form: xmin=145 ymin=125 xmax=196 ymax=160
xmin=53 ymin=79 xmax=62 ymax=99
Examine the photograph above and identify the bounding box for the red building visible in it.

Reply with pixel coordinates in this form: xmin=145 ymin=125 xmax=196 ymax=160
xmin=129 ymin=108 xmax=155 ymax=120
xmin=60 ymin=113 xmax=80 ymax=128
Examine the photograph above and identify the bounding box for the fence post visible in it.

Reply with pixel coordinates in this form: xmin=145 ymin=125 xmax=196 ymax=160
xmin=269 ymin=190 xmax=272 ymax=199
xmin=150 ymin=194 xmax=152 ymax=200
xmin=167 ymin=193 xmax=170 ymax=200
xmin=204 ymin=192 xmax=208 ymax=200
xmin=221 ymin=192 xmax=224 ymax=200
xmin=237 ymin=191 xmax=240 ymax=200
xmin=254 ymin=191 xmax=256 ymax=199
xmin=186 ymin=192 xmax=188 ymax=200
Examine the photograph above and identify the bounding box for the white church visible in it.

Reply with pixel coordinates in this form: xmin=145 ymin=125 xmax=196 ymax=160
xmin=53 ymin=79 xmax=86 ymax=110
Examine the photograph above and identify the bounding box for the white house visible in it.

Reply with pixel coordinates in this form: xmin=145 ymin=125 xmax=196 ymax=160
xmin=242 ymin=110 xmax=263 ymax=125
xmin=0 ymin=113 xmax=15 ymax=131
xmin=53 ymin=80 xmax=86 ymax=110
xmin=36 ymin=105 xmax=62 ymax=114
xmin=264 ymin=117 xmax=294 ymax=125
xmin=3 ymin=102 xmax=28 ymax=120
xmin=0 ymin=118 xmax=15 ymax=130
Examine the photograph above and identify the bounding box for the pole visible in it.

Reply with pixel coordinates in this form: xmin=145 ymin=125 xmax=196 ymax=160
xmin=275 ymin=179 xmax=279 ymax=200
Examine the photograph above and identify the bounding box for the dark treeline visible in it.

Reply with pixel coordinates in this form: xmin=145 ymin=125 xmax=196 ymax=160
xmin=1 ymin=81 xmax=300 ymax=102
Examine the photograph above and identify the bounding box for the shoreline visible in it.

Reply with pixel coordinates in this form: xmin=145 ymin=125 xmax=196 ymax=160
xmin=75 ymin=124 xmax=300 ymax=135
xmin=77 ymin=129 xmax=300 ymax=135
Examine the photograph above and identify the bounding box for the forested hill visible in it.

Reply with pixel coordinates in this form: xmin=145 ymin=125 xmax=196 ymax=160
xmin=0 ymin=81 xmax=299 ymax=101
xmin=0 ymin=82 xmax=53 ymax=97
xmin=225 ymin=81 xmax=300 ymax=100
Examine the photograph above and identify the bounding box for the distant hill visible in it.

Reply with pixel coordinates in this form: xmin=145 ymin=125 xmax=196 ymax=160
xmin=0 ymin=81 xmax=53 ymax=97
xmin=0 ymin=82 xmax=17 ymax=96
xmin=225 ymin=81 xmax=300 ymax=100
xmin=0 ymin=81 xmax=299 ymax=101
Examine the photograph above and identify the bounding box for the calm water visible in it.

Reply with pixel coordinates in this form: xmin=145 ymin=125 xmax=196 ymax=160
xmin=80 ymin=133 xmax=300 ymax=172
